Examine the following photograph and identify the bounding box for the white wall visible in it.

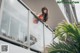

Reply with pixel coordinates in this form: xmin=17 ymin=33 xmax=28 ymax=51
xmin=0 ymin=40 xmax=36 ymax=53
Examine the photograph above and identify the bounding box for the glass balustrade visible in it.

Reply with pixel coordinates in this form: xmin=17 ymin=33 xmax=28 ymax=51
xmin=0 ymin=0 xmax=53 ymax=52
xmin=29 ymin=12 xmax=44 ymax=51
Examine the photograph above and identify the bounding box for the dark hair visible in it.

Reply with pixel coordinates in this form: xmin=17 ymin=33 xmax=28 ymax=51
xmin=41 ymin=7 xmax=48 ymax=14
xmin=41 ymin=7 xmax=48 ymax=22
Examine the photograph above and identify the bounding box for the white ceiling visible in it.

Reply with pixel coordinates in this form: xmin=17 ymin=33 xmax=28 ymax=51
xmin=22 ymin=0 xmax=66 ymax=30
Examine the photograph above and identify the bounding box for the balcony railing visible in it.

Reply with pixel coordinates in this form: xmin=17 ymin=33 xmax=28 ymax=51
xmin=0 ymin=0 xmax=54 ymax=53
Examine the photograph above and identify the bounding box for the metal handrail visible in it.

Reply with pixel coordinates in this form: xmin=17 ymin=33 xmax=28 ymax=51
xmin=18 ymin=0 xmax=53 ymax=32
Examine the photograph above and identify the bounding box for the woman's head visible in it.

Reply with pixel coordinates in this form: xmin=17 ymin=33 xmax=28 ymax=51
xmin=41 ymin=7 xmax=48 ymax=14
xmin=41 ymin=7 xmax=48 ymax=22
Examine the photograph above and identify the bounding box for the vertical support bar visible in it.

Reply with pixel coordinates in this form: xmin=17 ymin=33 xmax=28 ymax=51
xmin=8 ymin=16 xmax=11 ymax=36
xmin=62 ymin=0 xmax=71 ymax=24
xmin=27 ymin=10 xmax=30 ymax=50
xmin=69 ymin=4 xmax=74 ymax=23
xmin=0 ymin=0 xmax=4 ymax=30
xmin=43 ymin=23 xmax=45 ymax=53
xmin=70 ymin=4 xmax=78 ymax=24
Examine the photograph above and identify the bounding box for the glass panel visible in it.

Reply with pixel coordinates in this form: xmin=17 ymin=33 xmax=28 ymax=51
xmin=0 ymin=0 xmax=28 ymax=43
xmin=10 ymin=18 xmax=19 ymax=39
xmin=44 ymin=26 xmax=53 ymax=46
xmin=0 ymin=11 xmax=10 ymax=35
xmin=19 ymin=22 xmax=28 ymax=42
xmin=3 ymin=0 xmax=28 ymax=23
xmin=29 ymin=12 xmax=44 ymax=51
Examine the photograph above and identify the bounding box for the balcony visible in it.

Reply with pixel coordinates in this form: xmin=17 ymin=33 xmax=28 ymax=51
xmin=0 ymin=0 xmax=54 ymax=53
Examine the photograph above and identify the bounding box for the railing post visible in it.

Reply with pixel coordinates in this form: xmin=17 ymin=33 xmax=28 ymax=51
xmin=43 ymin=23 xmax=45 ymax=53
xmin=27 ymin=10 xmax=30 ymax=51
xmin=0 ymin=0 xmax=4 ymax=30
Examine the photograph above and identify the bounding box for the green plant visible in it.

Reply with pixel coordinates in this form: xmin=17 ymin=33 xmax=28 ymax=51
xmin=48 ymin=22 xmax=80 ymax=53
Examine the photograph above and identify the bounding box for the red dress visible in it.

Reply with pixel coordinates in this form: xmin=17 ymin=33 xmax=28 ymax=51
xmin=33 ymin=14 xmax=43 ymax=24
xmin=38 ymin=14 xmax=44 ymax=21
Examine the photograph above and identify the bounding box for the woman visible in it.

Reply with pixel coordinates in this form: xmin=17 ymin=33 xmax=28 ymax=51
xmin=38 ymin=7 xmax=48 ymax=22
xmin=33 ymin=7 xmax=48 ymax=23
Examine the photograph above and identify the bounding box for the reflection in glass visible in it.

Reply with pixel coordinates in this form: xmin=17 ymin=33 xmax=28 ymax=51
xmin=19 ymin=23 xmax=28 ymax=42
xmin=10 ymin=18 xmax=19 ymax=39
xmin=1 ymin=11 xmax=10 ymax=35
xmin=0 ymin=0 xmax=28 ymax=43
